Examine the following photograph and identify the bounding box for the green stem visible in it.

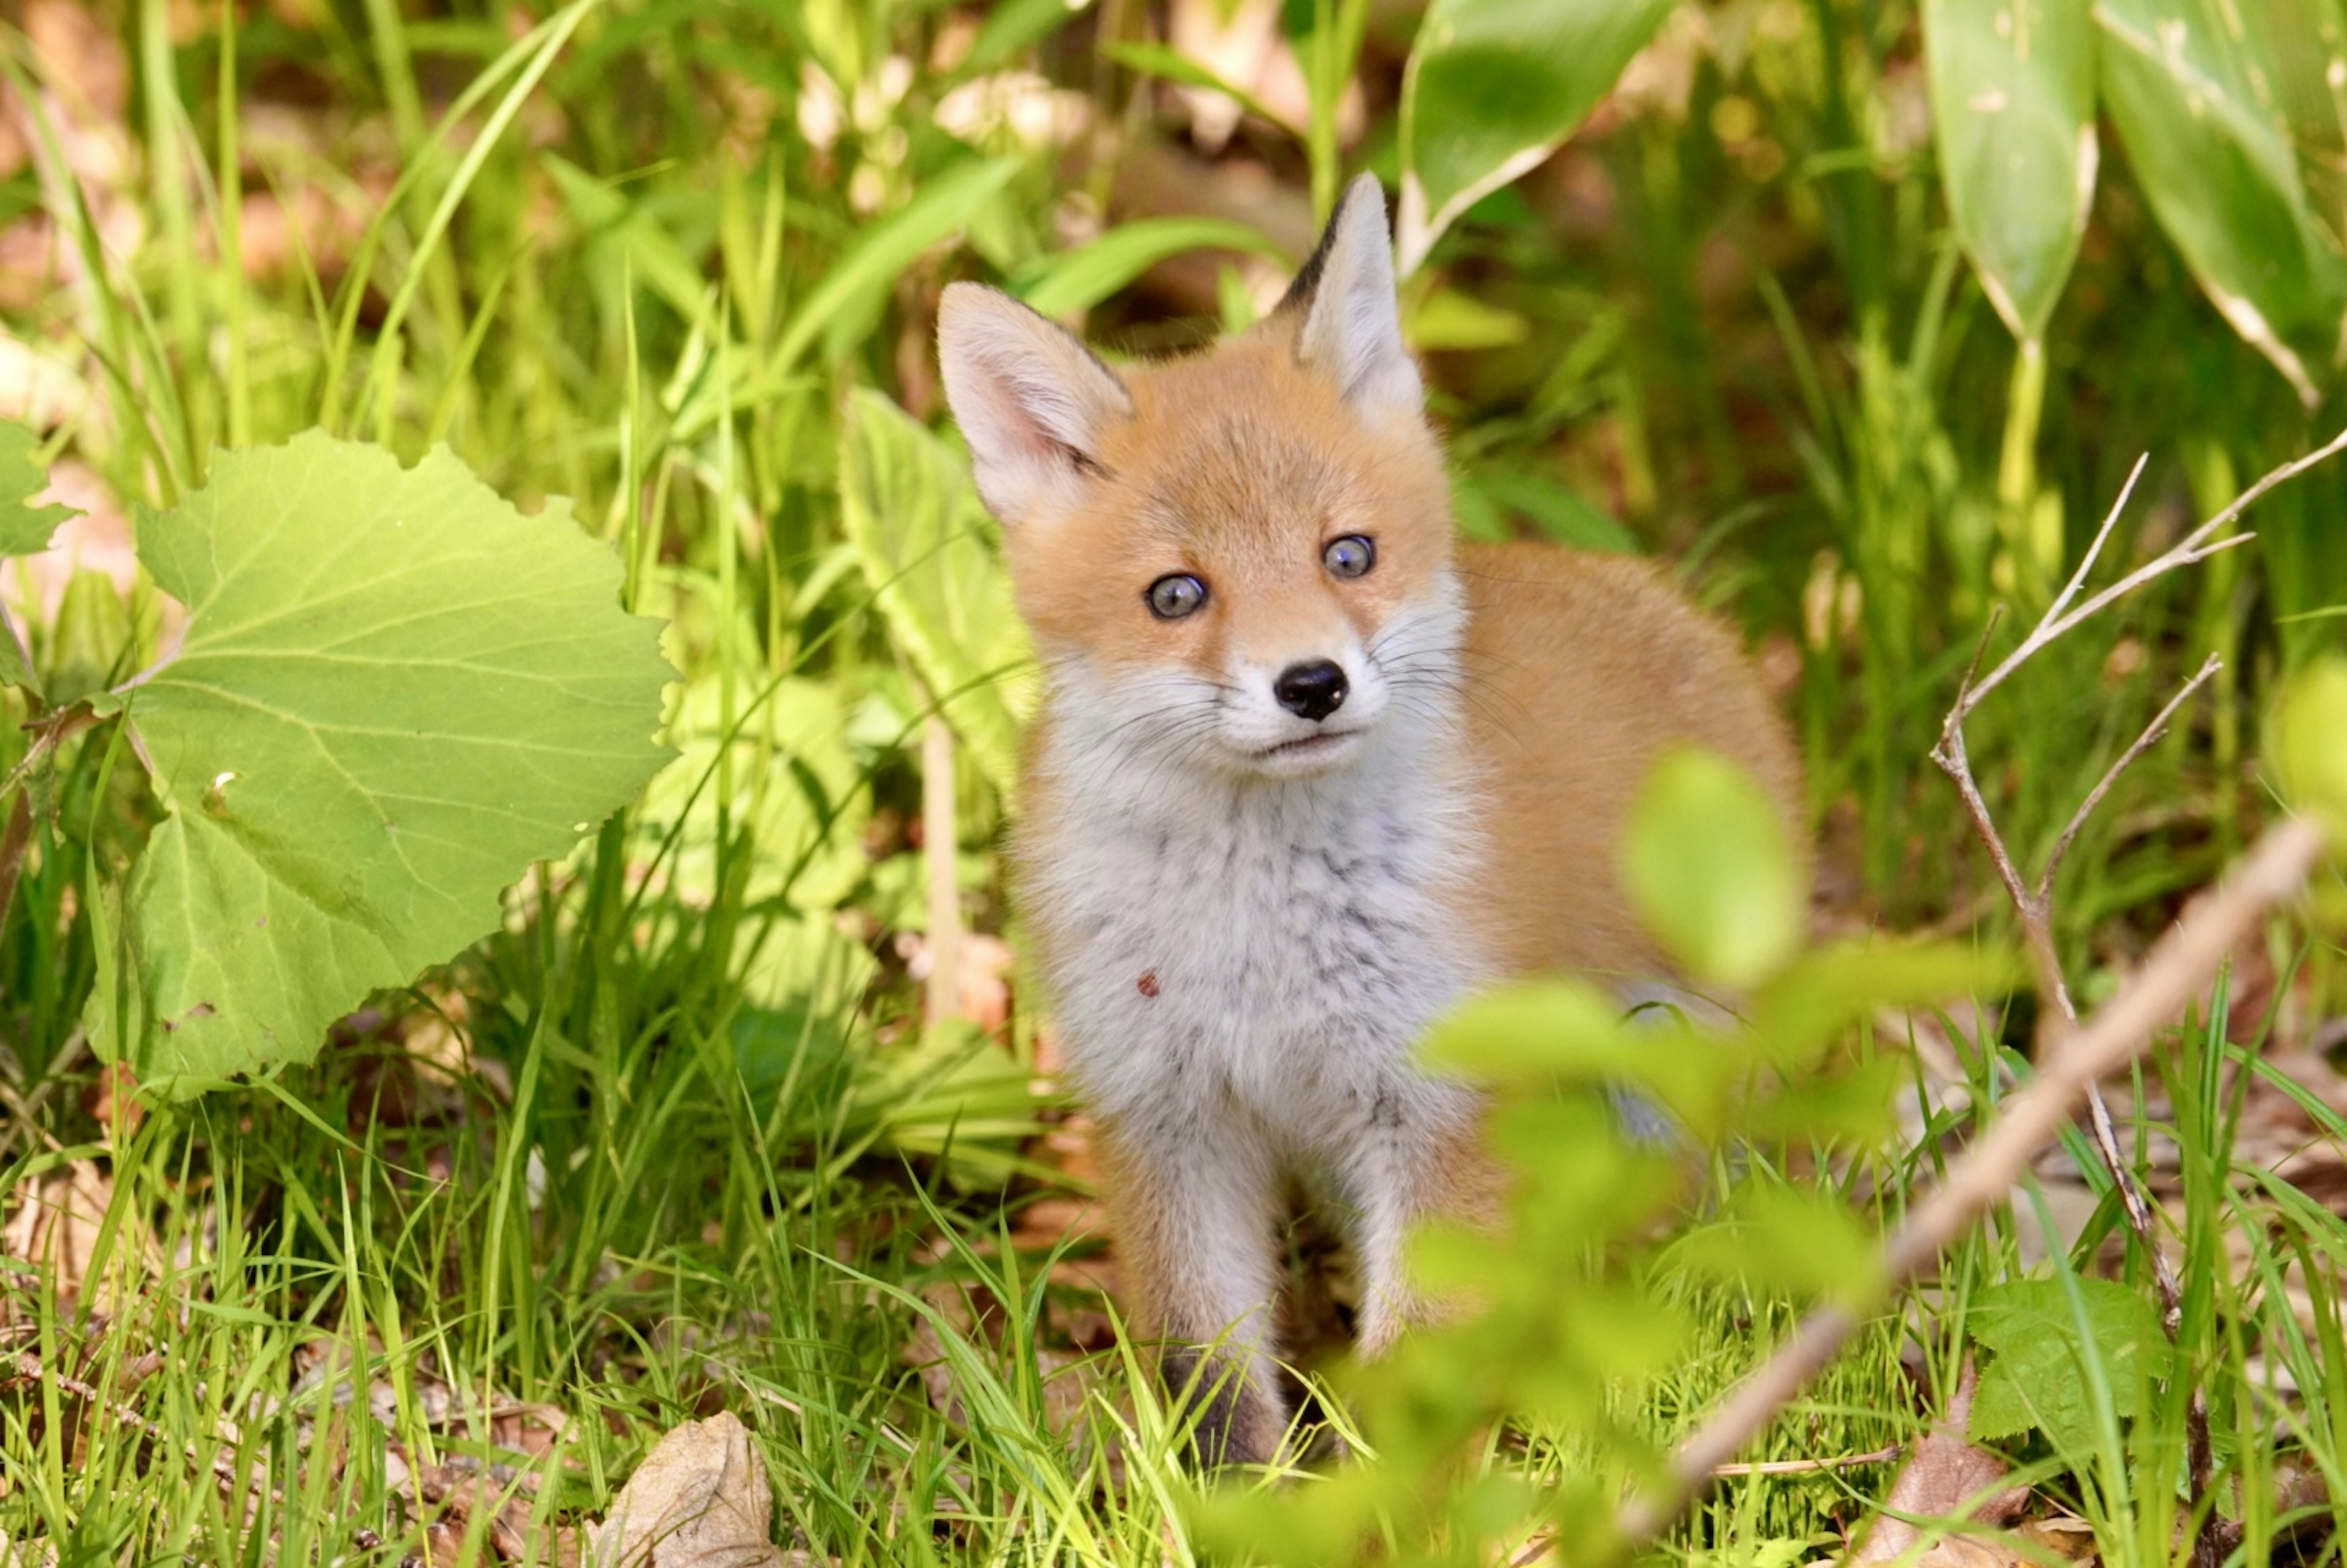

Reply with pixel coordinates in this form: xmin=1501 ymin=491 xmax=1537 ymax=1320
xmin=1997 ymin=335 xmax=2050 ymax=600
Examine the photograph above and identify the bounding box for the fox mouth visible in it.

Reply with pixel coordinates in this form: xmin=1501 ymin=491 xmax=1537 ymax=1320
xmin=1260 ymin=730 xmax=1360 ymax=759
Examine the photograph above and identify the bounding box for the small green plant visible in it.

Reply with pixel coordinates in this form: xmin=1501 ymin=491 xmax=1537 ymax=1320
xmin=1 ymin=427 xmax=671 ymax=1094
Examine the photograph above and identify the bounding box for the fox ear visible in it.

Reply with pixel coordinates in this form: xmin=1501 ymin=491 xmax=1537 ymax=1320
xmin=938 ymin=284 xmax=1131 ymax=525
xmin=1282 ymin=174 xmax=1422 ymax=422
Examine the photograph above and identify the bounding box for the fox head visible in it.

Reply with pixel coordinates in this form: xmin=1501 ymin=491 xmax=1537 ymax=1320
xmin=938 ymin=175 xmax=1458 ymax=783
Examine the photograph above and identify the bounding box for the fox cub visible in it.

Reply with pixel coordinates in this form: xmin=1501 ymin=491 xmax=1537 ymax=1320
xmin=938 ymin=175 xmax=1803 ymax=1463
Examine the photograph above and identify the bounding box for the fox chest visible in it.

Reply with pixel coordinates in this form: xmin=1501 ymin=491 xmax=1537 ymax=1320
xmin=1030 ymin=789 xmax=1483 ymax=1138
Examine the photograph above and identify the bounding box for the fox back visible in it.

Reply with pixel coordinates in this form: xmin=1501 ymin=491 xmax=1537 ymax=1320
xmin=938 ymin=175 xmax=1802 ymax=1463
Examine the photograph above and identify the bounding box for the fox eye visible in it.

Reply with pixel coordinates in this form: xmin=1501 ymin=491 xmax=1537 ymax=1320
xmin=1147 ymin=573 xmax=1208 ymax=620
xmin=1323 ymin=534 xmax=1376 ymax=579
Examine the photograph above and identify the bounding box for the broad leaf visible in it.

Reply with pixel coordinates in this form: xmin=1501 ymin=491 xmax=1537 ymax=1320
xmin=0 ymin=419 xmax=78 ymax=695
xmin=1396 ymin=0 xmax=1676 ymax=275
xmin=1622 ymin=747 xmax=1802 ymax=991
xmin=89 ymin=433 xmax=670 ymax=1093
xmin=1968 ymin=1277 xmax=2169 ymax=1452
xmin=836 ymin=389 xmax=1031 ymax=795
xmin=2099 ymin=0 xmax=2347 ymax=405
xmin=1924 ymin=0 xmax=2097 ymax=342
xmin=2276 ymin=654 xmax=2347 ymax=846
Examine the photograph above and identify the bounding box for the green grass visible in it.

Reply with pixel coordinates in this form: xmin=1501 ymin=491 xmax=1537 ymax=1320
xmin=3 ymin=0 xmax=2346 ymax=1563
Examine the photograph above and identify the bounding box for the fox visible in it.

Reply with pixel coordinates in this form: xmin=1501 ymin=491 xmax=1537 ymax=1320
xmin=936 ymin=174 xmax=1804 ymax=1465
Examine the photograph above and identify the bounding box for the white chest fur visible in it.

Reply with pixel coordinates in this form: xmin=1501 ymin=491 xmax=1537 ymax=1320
xmin=1022 ymin=695 xmax=1488 ymax=1157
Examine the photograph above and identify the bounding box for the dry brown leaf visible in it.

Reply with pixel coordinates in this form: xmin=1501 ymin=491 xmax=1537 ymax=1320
xmin=414 ymin=1464 xmax=533 ymax=1563
xmin=2015 ymin=1514 xmax=2100 ymax=1563
xmin=1 ymin=1160 xmax=152 ymax=1319
xmin=587 ymin=1412 xmax=783 ymax=1568
xmin=81 ymin=1062 xmax=142 ymax=1145
xmin=1853 ymin=1360 xmax=2032 ymax=1563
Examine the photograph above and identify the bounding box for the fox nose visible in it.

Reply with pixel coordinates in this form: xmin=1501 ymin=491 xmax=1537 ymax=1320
xmin=1273 ymin=659 xmax=1348 ymax=722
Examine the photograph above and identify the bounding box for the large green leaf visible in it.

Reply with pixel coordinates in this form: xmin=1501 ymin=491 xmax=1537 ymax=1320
xmin=1967 ymin=1277 xmax=2170 ymax=1453
xmin=836 ymin=389 xmax=1031 ymax=794
xmin=1924 ymin=0 xmax=2097 ymax=342
xmin=2277 ymin=654 xmax=2347 ymax=846
xmin=89 ymin=433 xmax=670 ymax=1093
xmin=1396 ymin=0 xmax=1677 ymax=276
xmin=2099 ymin=0 xmax=2347 ymax=405
xmin=1621 ymin=747 xmax=1802 ymax=992
xmin=0 ymin=419 xmax=78 ymax=695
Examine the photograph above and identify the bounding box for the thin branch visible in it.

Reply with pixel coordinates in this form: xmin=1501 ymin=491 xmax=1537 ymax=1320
xmin=1921 ymin=428 xmax=2347 ymax=1561
xmin=2041 ymin=453 xmax=2148 ymax=634
xmin=1616 ymin=815 xmax=2329 ymax=1545
xmin=14 ymin=1351 xmax=284 ymax=1513
xmin=1953 ymin=423 xmax=2347 ymax=722
xmin=1708 ymin=1444 xmax=1903 ymax=1477
xmin=2038 ymin=653 xmax=2222 ymax=908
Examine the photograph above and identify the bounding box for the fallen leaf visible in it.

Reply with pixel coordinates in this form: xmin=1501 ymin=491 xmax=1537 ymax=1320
xmin=414 ymin=1463 xmax=532 ymax=1563
xmin=0 ymin=1160 xmax=152 ymax=1319
xmin=588 ymin=1412 xmax=783 ymax=1568
xmin=1854 ymin=1359 xmax=2033 ymax=1562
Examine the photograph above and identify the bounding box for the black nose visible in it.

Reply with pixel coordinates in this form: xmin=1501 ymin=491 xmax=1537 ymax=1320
xmin=1273 ymin=659 xmax=1348 ymax=722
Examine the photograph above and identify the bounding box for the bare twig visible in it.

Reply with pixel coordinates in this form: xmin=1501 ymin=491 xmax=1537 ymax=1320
xmin=2040 ymin=653 xmax=2222 ymax=913
xmin=1708 ymin=1444 xmax=1903 ymax=1477
xmin=1919 ymin=431 xmax=2347 ymax=1563
xmin=1616 ymin=814 xmax=2329 ymax=1545
xmin=1953 ymin=422 xmax=2347 ymax=720
xmin=13 ymin=1350 xmax=285 ymax=1513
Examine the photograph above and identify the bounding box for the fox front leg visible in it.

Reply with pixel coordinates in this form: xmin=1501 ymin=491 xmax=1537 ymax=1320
xmin=1096 ymin=1113 xmax=1290 ymax=1465
xmin=1339 ymin=1082 xmax=1496 ymax=1361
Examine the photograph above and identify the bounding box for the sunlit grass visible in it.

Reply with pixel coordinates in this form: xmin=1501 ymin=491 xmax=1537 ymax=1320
xmin=0 ymin=1 xmax=2342 ymax=1563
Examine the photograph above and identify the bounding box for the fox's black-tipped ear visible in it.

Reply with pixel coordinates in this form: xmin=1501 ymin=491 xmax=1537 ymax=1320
xmin=938 ymin=283 xmax=1131 ymax=525
xmin=1280 ymin=174 xmax=1422 ymax=422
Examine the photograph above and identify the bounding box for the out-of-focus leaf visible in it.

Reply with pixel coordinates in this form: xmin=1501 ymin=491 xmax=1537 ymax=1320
xmin=1102 ymin=40 xmax=1302 ymax=136
xmin=87 ymin=434 xmax=670 ymax=1094
xmin=2275 ymin=654 xmax=2347 ymax=844
xmin=1967 ymin=1277 xmax=2169 ymax=1452
xmin=0 ymin=419 xmax=75 ymax=695
xmin=777 ymin=158 xmax=1021 ymax=372
xmin=2098 ymin=0 xmax=2347 ymax=405
xmin=543 ymin=153 xmax=716 ymax=331
xmin=1013 ymin=217 xmax=1287 ymax=318
xmin=836 ymin=389 xmax=1032 ymax=794
xmin=1396 ymin=0 xmax=1676 ymax=275
xmin=1675 ymin=1183 xmax=1885 ymax=1306
xmin=1923 ymin=0 xmax=2096 ymax=341
xmin=1750 ymin=939 xmax=2010 ymax=1068
xmin=1623 ymin=747 xmax=1802 ymax=991
xmin=955 ymin=0 xmax=1096 ymax=82
xmin=0 ymin=420 xmax=73 ymax=559
xmin=1458 ymin=468 xmax=1639 ymax=553
xmin=1431 ymin=978 xmax=1739 ymax=1136
xmin=1403 ymin=287 xmax=1529 ymax=351
xmin=1427 ymin=978 xmax=1639 ymax=1080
